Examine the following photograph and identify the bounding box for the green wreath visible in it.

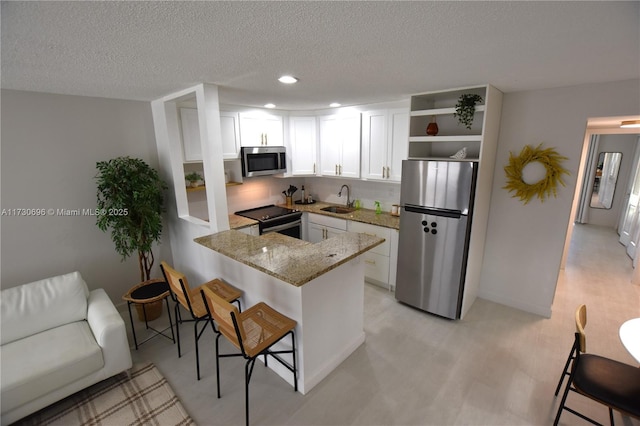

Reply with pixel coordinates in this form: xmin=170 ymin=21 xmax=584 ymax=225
xmin=503 ymin=144 xmax=570 ymax=204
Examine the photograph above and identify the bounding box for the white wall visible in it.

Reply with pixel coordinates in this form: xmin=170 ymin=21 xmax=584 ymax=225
xmin=479 ymin=79 xmax=640 ymax=317
xmin=0 ymin=89 xmax=173 ymax=304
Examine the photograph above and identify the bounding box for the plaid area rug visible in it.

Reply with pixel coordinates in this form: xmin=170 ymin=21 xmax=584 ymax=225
xmin=13 ymin=363 xmax=194 ymax=426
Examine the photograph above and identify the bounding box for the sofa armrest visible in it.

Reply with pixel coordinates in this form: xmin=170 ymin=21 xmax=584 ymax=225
xmin=87 ymin=289 xmax=132 ymax=375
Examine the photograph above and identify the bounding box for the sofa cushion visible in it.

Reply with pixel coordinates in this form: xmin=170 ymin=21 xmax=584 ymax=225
xmin=0 ymin=321 xmax=104 ymax=412
xmin=1 ymin=271 xmax=89 ymax=345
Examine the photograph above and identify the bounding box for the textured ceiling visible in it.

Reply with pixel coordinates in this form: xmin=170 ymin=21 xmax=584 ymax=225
xmin=2 ymin=1 xmax=639 ymax=110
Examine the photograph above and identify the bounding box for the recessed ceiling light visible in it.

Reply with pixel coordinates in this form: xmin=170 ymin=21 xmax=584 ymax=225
xmin=278 ymin=75 xmax=298 ymax=84
xmin=330 ymin=103 xmax=341 ymax=108
xmin=620 ymin=120 xmax=640 ymax=128
xmin=264 ymin=103 xmax=276 ymax=109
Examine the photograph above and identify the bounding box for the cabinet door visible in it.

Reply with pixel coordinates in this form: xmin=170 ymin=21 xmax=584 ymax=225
xmin=319 ymin=115 xmax=340 ymax=176
xmin=325 ymin=226 xmax=346 ymax=240
xmin=220 ymin=112 xmax=240 ymax=159
xmin=308 ymin=222 xmax=325 ymax=243
xmin=263 ymin=115 xmax=284 ymax=145
xmin=290 ymin=116 xmax=317 ymax=175
xmin=180 ymin=108 xmax=202 ymax=162
xmin=239 ymin=113 xmax=284 ymax=147
xmin=338 ymin=114 xmax=361 ymax=179
xmin=361 ymin=110 xmax=388 ymax=180
xmin=387 ymin=109 xmax=409 ymax=182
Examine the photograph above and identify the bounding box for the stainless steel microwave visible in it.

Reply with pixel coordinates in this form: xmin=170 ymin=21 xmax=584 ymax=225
xmin=240 ymin=146 xmax=287 ymax=177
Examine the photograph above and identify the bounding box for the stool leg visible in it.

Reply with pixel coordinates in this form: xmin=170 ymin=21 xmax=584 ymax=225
xmin=127 ymin=301 xmax=139 ymax=350
xmin=165 ymin=297 xmax=175 ymax=344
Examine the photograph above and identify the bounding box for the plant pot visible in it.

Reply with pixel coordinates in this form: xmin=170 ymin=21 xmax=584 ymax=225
xmin=135 ymin=299 xmax=163 ymax=322
xmin=189 ymin=181 xmax=199 ymax=188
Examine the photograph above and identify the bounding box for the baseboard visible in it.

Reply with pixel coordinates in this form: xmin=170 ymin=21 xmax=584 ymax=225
xmin=476 ymin=290 xmax=552 ymax=318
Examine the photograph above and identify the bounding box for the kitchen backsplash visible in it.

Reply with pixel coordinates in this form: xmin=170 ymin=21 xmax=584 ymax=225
xmin=225 ymin=176 xmax=401 ymax=214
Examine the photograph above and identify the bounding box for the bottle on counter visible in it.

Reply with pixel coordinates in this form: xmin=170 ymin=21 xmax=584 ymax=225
xmin=375 ymin=201 xmax=381 ymax=214
xmin=300 ymin=185 xmax=305 ymax=203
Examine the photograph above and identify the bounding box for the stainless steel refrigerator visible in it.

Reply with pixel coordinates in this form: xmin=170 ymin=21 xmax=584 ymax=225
xmin=395 ymin=160 xmax=477 ymax=319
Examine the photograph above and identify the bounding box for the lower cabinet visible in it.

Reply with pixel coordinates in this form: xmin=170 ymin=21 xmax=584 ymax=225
xmin=306 ymin=213 xmax=347 ymax=243
xmin=348 ymin=221 xmax=393 ymax=289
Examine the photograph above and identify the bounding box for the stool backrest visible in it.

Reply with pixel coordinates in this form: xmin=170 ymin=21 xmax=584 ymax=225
xmin=201 ymin=286 xmax=244 ymax=350
xmin=574 ymin=304 xmax=587 ymax=352
xmin=160 ymin=261 xmax=194 ymax=312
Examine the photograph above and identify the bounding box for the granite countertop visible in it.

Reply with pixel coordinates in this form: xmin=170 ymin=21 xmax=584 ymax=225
xmin=228 ymin=203 xmax=400 ymax=231
xmin=291 ymin=202 xmax=400 ymax=230
xmin=194 ymin=230 xmax=384 ymax=287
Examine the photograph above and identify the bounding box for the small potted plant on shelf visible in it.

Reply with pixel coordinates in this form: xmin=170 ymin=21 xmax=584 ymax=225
xmin=454 ymin=94 xmax=483 ymax=129
xmin=185 ymin=172 xmax=203 ymax=188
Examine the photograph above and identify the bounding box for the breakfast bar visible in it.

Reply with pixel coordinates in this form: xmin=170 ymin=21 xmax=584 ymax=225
xmin=194 ymin=230 xmax=384 ymax=394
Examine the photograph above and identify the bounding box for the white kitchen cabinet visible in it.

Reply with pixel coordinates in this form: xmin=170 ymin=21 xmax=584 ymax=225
xmin=289 ymin=116 xmax=317 ymax=175
xmin=220 ymin=111 xmax=240 ymax=159
xmin=348 ymin=221 xmax=393 ymax=289
xmin=318 ymin=113 xmax=361 ymax=178
xmin=361 ymin=108 xmax=409 ymax=182
xmin=239 ymin=112 xmax=284 ymax=146
xmin=307 ymin=213 xmax=347 ymax=243
xmin=180 ymin=108 xmax=202 ymax=162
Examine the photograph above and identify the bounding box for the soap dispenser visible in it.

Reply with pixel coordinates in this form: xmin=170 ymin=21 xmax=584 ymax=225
xmin=375 ymin=201 xmax=381 ymax=214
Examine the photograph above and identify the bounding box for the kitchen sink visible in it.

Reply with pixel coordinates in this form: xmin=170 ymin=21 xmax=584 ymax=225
xmin=320 ymin=206 xmax=356 ymax=214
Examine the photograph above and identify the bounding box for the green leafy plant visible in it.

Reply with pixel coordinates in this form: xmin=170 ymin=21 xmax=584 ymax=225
xmin=96 ymin=157 xmax=168 ymax=282
xmin=185 ymin=172 xmax=203 ymax=183
xmin=454 ymin=94 xmax=483 ymax=129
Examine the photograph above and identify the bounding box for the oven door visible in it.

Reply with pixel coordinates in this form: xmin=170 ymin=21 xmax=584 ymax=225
xmin=241 ymin=147 xmax=287 ymax=177
xmin=261 ymin=218 xmax=302 ymax=239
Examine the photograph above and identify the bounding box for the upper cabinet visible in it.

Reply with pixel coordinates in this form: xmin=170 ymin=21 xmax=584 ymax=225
xmin=220 ymin=111 xmax=240 ymax=159
xmin=239 ymin=112 xmax=284 ymax=146
xmin=361 ymin=108 xmax=409 ymax=182
xmin=289 ymin=115 xmax=318 ymax=176
xmin=318 ymin=113 xmax=361 ymax=178
xmin=180 ymin=108 xmax=202 ymax=162
xmin=408 ymin=85 xmax=500 ymax=162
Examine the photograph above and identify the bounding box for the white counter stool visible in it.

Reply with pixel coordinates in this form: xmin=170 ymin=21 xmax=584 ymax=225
xmin=160 ymin=261 xmax=242 ymax=380
xmin=200 ymin=286 xmax=297 ymax=426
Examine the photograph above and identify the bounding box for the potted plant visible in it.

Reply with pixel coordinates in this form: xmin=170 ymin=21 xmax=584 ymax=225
xmin=185 ymin=172 xmax=203 ymax=188
xmin=454 ymin=94 xmax=483 ymax=129
xmin=96 ymin=157 xmax=168 ymax=320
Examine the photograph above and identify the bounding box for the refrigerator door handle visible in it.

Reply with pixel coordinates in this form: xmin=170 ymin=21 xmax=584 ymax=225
xmin=404 ymin=204 xmax=463 ymax=219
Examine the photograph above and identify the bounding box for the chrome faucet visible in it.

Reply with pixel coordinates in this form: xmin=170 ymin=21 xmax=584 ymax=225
xmin=338 ymin=184 xmax=352 ymax=207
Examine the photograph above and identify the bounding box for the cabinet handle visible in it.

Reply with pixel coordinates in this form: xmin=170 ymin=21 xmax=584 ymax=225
xmin=313 ymin=163 xmax=316 ymax=174
xmin=339 ymin=164 xmax=342 ymax=175
xmin=382 ymin=166 xmax=385 ymax=178
xmin=365 ymin=259 xmax=376 ymax=265
xmin=335 ymin=164 xmax=338 ymax=175
xmin=387 ymin=167 xmax=390 ymax=178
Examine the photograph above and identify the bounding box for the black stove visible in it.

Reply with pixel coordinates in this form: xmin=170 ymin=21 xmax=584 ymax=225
xmin=235 ymin=204 xmax=302 ymax=238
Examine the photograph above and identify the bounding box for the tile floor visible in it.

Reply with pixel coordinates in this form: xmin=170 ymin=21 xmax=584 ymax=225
xmin=125 ymin=224 xmax=640 ymax=425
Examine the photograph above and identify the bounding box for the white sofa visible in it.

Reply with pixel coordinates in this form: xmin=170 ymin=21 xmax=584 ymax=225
xmin=0 ymin=271 xmax=132 ymax=424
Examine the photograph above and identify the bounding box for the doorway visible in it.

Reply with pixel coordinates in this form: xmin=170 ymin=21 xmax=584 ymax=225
xmin=560 ymin=116 xmax=640 ymax=279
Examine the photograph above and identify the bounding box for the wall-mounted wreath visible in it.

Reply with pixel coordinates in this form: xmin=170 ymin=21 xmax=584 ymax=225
xmin=503 ymin=143 xmax=570 ymax=204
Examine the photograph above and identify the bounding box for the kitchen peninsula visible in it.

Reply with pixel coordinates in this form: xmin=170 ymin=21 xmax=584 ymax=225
xmin=194 ymin=230 xmax=384 ymax=394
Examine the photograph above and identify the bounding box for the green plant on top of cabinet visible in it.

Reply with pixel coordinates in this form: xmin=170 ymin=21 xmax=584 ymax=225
xmin=289 ymin=115 xmax=318 ymax=176
xmin=361 ymin=108 xmax=409 ymax=182
xmin=319 ymin=113 xmax=361 ymax=178
xmin=239 ymin=112 xmax=284 ymax=146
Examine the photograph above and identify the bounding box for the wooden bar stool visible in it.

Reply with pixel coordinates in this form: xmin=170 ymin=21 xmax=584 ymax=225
xmin=160 ymin=261 xmax=242 ymax=380
xmin=200 ymin=286 xmax=297 ymax=426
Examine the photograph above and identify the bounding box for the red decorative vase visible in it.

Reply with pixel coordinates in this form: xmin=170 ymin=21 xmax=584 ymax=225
xmin=426 ymin=122 xmax=439 ymax=136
